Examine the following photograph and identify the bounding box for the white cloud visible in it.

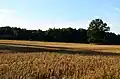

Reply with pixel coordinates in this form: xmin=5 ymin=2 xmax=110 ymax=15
xmin=113 ymin=7 xmax=120 ymax=13
xmin=0 ymin=9 xmax=15 ymax=13
xmin=0 ymin=13 xmax=88 ymax=30
xmin=0 ymin=9 xmax=16 ymax=26
xmin=0 ymin=9 xmax=88 ymax=30
xmin=29 ymin=20 xmax=89 ymax=30
xmin=0 ymin=14 xmax=5 ymax=22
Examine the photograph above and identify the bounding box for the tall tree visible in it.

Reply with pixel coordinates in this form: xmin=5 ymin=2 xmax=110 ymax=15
xmin=87 ymin=19 xmax=110 ymax=43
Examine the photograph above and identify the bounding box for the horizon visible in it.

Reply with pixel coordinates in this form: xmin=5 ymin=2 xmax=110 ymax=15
xmin=0 ymin=0 xmax=120 ymax=34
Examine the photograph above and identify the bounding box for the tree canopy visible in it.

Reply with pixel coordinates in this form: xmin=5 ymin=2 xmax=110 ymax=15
xmin=0 ymin=19 xmax=119 ymax=45
xmin=87 ymin=19 xmax=110 ymax=43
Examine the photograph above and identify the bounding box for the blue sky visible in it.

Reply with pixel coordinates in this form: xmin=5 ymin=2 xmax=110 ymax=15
xmin=0 ymin=0 xmax=120 ymax=34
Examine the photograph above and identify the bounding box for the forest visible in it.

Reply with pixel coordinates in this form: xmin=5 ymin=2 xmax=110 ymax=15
xmin=0 ymin=18 xmax=120 ymax=45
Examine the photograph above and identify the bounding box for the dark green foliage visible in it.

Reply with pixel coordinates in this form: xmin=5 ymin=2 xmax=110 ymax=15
xmin=0 ymin=18 xmax=120 ymax=45
xmin=87 ymin=19 xmax=110 ymax=43
xmin=0 ymin=26 xmax=87 ymax=43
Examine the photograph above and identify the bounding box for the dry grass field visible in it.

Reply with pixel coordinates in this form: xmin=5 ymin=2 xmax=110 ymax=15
xmin=0 ymin=40 xmax=120 ymax=79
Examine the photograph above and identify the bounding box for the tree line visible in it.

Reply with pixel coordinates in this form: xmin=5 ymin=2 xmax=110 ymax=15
xmin=0 ymin=18 xmax=120 ymax=45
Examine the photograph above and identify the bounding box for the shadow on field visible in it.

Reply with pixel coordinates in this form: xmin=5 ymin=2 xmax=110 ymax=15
xmin=0 ymin=43 xmax=120 ymax=56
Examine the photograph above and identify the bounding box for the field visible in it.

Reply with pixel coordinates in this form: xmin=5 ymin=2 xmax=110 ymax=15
xmin=0 ymin=40 xmax=120 ymax=79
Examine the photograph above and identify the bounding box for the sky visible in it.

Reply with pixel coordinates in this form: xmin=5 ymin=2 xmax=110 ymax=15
xmin=0 ymin=0 xmax=120 ymax=34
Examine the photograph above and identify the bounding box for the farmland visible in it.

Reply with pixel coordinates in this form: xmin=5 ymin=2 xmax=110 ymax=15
xmin=0 ymin=40 xmax=120 ymax=79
